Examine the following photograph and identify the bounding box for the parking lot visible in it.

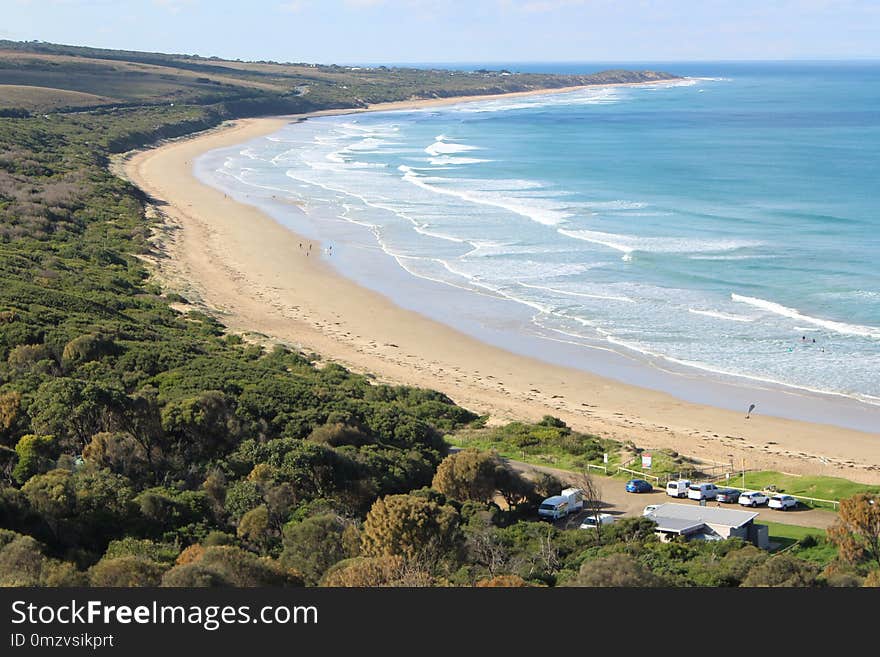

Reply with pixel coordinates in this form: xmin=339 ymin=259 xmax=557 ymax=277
xmin=509 ymin=458 xmax=839 ymax=530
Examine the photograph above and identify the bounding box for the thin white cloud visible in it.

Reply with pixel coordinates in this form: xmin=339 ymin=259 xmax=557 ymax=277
xmin=498 ymin=0 xmax=587 ymax=12
xmin=152 ymin=0 xmax=196 ymax=14
xmin=279 ymin=0 xmax=309 ymax=11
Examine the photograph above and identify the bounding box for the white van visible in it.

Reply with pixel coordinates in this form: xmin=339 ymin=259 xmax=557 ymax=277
xmin=538 ymin=487 xmax=584 ymax=521
xmin=579 ymin=513 xmax=616 ymax=530
xmin=688 ymin=483 xmax=720 ymax=501
xmin=666 ymin=480 xmax=691 ymax=498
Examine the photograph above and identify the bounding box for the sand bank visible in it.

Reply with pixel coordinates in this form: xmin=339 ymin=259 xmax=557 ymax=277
xmin=120 ymin=93 xmax=880 ymax=485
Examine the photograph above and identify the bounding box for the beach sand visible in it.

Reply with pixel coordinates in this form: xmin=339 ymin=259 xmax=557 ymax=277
xmin=120 ymin=96 xmax=880 ymax=485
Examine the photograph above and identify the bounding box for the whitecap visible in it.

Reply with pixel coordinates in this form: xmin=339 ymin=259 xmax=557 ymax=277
xmin=518 ymin=282 xmax=636 ymax=303
xmin=559 ymin=228 xmax=760 ymax=255
xmin=424 ymin=140 xmax=480 ymax=156
xmin=398 ymin=166 xmax=570 ymax=227
xmin=731 ymin=293 xmax=880 ymax=339
xmin=688 ymin=308 xmax=755 ymax=323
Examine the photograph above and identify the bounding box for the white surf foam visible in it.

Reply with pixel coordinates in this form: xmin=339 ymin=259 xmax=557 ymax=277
xmin=449 ymin=87 xmax=622 ymax=114
xmin=424 ymin=140 xmax=480 ymax=156
xmin=559 ymin=228 xmax=761 ymax=255
xmin=427 ymin=155 xmax=493 ymax=166
xmin=399 ymin=166 xmax=569 ymax=226
xmin=688 ymin=308 xmax=755 ymax=323
xmin=518 ymin=282 xmax=636 ymax=303
xmin=731 ymin=293 xmax=880 ymax=339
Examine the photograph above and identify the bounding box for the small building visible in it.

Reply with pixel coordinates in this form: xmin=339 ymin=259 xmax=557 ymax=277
xmin=645 ymin=503 xmax=769 ymax=549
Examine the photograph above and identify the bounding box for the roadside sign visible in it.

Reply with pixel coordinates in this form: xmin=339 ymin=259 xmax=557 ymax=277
xmin=603 ymin=453 xmax=608 ymax=464
xmin=642 ymin=453 xmax=652 ymax=469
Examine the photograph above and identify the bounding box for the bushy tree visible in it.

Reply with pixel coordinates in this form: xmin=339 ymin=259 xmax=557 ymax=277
xmin=863 ymin=569 xmax=880 ymax=587
xmin=475 ymin=574 xmax=529 ymax=587
xmin=0 ymin=391 xmax=23 ymax=445
xmin=40 ymin=559 xmax=87 ymax=586
xmin=194 ymin=546 xmax=302 ymax=587
xmin=29 ymin=378 xmax=125 ymax=451
xmin=568 ymin=553 xmax=665 ymax=587
xmin=6 ymin=344 xmax=53 ymax=370
xmin=827 ymin=494 xmax=880 ymax=568
xmin=88 ymin=556 xmax=164 ymax=587
xmin=741 ymin=554 xmax=820 ymax=587
xmin=431 ymin=449 xmax=499 ymax=503
xmin=160 ymin=391 xmax=241 ymax=463
xmin=21 ymin=469 xmax=76 ymax=533
xmin=82 ymin=432 xmax=149 ymax=483
xmin=72 ymin=468 xmax=136 ymax=550
xmin=103 ymin=538 xmax=179 ymax=568
xmin=321 ymin=555 xmax=405 ymax=587
xmin=13 ymin=434 xmax=58 ymax=483
xmin=62 ymin=333 xmax=116 ymax=366
xmin=161 ymin=563 xmax=230 ymax=587
xmin=361 ymin=494 xmax=463 ymax=566
xmin=237 ymin=504 xmax=271 ymax=551
xmin=280 ymin=513 xmax=358 ymax=585
xmin=320 ymin=555 xmax=435 ymax=587
xmin=0 ymin=533 xmax=45 ymax=586
xmin=307 ymin=423 xmax=371 ymax=447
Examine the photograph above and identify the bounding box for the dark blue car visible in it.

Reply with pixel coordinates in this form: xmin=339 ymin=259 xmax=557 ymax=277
xmin=626 ymin=479 xmax=653 ymax=493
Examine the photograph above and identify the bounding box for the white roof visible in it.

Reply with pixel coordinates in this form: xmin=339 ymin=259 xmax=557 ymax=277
xmin=646 ymin=503 xmax=758 ymax=529
xmin=651 ymin=517 xmax=707 ymax=534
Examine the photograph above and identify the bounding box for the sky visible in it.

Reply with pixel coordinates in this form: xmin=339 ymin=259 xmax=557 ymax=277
xmin=3 ymin=0 xmax=880 ymax=64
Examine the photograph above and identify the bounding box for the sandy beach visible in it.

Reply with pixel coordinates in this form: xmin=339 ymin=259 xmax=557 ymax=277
xmin=119 ymin=92 xmax=880 ymax=485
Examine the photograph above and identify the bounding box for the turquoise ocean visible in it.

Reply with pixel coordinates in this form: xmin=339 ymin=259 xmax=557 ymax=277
xmin=196 ymin=62 xmax=880 ymax=430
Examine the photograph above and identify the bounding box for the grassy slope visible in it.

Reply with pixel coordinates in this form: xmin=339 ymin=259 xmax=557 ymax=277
xmin=0 ymin=85 xmax=112 ymax=111
xmin=743 ymin=471 xmax=880 ymax=502
xmin=0 ymin=40 xmax=680 ymax=114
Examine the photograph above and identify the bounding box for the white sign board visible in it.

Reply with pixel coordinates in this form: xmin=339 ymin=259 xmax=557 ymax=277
xmin=642 ymin=453 xmax=652 ymax=469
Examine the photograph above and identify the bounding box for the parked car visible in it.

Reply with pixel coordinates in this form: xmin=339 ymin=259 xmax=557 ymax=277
xmin=579 ymin=513 xmax=616 ymax=530
xmin=688 ymin=483 xmax=720 ymax=501
xmin=642 ymin=504 xmax=662 ymax=516
xmin=739 ymin=491 xmax=769 ymax=507
xmin=666 ymin=480 xmax=691 ymax=498
xmin=715 ymin=489 xmax=741 ymax=503
xmin=626 ymin=479 xmax=653 ymax=493
xmin=769 ymin=494 xmax=798 ymax=511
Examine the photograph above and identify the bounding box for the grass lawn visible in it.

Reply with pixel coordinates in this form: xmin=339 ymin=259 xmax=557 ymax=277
xmin=761 ymin=521 xmax=837 ymax=564
xmin=741 ymin=471 xmax=880 ymax=507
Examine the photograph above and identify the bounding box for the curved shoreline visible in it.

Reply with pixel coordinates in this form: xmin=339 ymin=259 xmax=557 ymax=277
xmin=120 ymin=109 xmax=880 ymax=484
